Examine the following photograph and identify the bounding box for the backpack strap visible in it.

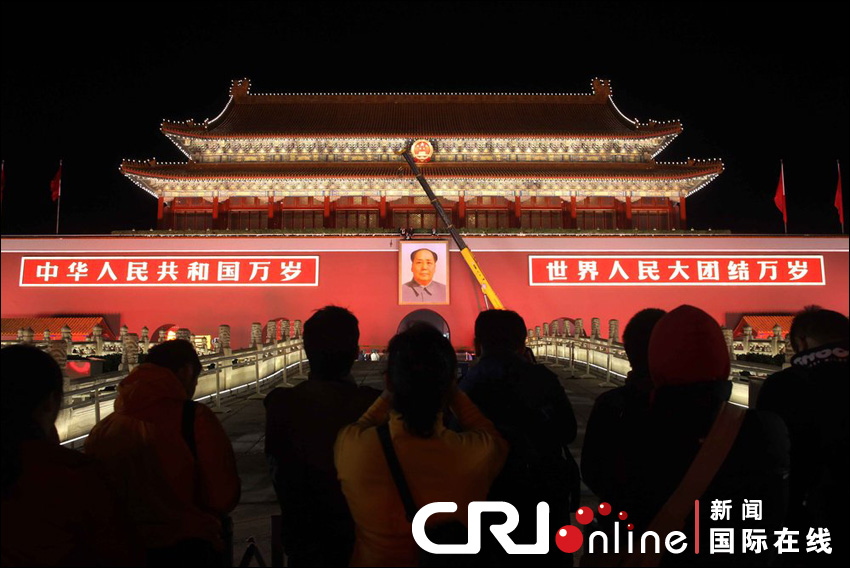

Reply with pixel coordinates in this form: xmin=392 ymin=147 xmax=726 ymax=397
xmin=182 ymin=399 xmax=198 ymax=459
xmin=377 ymin=421 xmax=418 ymax=522
xmin=633 ymin=401 xmax=747 ymax=567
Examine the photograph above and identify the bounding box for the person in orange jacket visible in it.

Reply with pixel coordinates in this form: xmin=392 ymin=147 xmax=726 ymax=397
xmin=85 ymin=339 xmax=240 ymax=566
xmin=335 ymin=324 xmax=509 ymax=567
xmin=2 ymin=345 xmax=143 ymax=567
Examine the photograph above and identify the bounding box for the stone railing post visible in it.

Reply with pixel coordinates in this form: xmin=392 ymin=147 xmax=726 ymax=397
xmin=120 ymin=324 xmax=129 ymax=344
xmin=158 ymin=329 xmax=167 ymax=343
xmin=771 ymin=324 xmax=782 ymax=356
xmin=17 ymin=328 xmax=25 ymax=342
xmin=43 ymin=329 xmax=51 ymax=342
xmin=22 ymin=327 xmax=34 ymax=344
xmin=60 ymin=325 xmax=73 ymax=355
xmin=267 ymin=320 xmax=277 ymax=345
xmin=47 ymin=340 xmax=70 ymax=395
xmin=591 ymin=318 xmax=601 ymax=340
xmin=573 ymin=319 xmax=584 ymax=339
xmin=121 ymin=333 xmax=140 ymax=371
xmin=534 ymin=326 xmax=541 ymax=340
xmin=176 ymin=328 xmax=191 ymax=342
xmin=742 ymin=325 xmax=752 ymax=354
xmin=92 ymin=324 xmax=104 ymax=356
xmin=293 ymin=320 xmax=302 ymax=339
xmin=281 ymin=320 xmax=290 ymax=341
xmin=542 ymin=322 xmax=550 ymax=338
xmin=219 ymin=324 xmax=232 ymax=355
xmin=608 ymin=319 xmax=620 ymax=344
xmin=721 ymin=327 xmax=734 ymax=359
xmin=251 ymin=322 xmax=263 ymax=348
xmin=527 ymin=329 xmax=534 ymax=342
xmin=140 ymin=326 xmax=150 ymax=354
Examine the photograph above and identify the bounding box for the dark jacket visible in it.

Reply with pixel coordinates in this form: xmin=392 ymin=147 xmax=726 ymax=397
xmin=265 ymin=376 xmax=380 ymax=566
xmin=461 ymin=352 xmax=578 ymax=507
xmin=581 ymin=371 xmax=652 ymax=507
xmin=757 ymin=342 xmax=849 ymax=565
xmin=630 ymin=381 xmax=789 ymax=567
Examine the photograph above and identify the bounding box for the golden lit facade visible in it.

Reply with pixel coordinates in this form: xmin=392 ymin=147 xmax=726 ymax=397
xmin=122 ymin=78 xmax=722 ymax=231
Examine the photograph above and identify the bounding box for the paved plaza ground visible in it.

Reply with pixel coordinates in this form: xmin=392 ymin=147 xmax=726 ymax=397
xmin=217 ymin=359 xmax=615 ymax=566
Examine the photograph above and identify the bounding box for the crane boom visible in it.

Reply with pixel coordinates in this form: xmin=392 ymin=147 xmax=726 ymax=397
xmin=397 ymin=145 xmax=505 ymax=310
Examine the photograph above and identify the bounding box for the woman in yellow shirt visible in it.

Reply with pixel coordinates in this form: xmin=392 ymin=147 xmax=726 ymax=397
xmin=335 ymin=324 xmax=509 ymax=567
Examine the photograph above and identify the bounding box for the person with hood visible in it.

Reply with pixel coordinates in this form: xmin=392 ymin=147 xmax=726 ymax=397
xmin=757 ymin=306 xmax=848 ymax=566
xmin=85 ymin=339 xmax=240 ymax=566
xmin=627 ymin=305 xmax=789 ymax=566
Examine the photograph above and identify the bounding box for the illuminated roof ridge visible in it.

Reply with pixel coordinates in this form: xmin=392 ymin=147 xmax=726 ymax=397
xmin=160 ymin=78 xmax=683 ymax=139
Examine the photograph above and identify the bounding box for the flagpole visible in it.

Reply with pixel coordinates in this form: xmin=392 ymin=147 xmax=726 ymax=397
xmin=839 ymin=160 xmax=845 ymax=234
xmin=55 ymin=160 xmax=62 ymax=234
xmin=781 ymin=160 xmax=787 ymax=234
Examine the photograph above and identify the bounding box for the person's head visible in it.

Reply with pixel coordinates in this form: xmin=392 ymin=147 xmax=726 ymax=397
xmin=303 ymin=305 xmax=360 ymax=380
xmin=1 ymin=345 xmax=64 ymax=438
xmin=623 ymin=308 xmax=667 ymax=377
xmin=146 ymin=339 xmax=202 ymax=398
xmin=648 ymin=305 xmax=730 ymax=388
xmin=386 ymin=323 xmax=457 ymax=438
xmin=474 ymin=309 xmax=527 ymax=357
xmin=789 ymin=306 xmax=849 ymax=353
xmin=410 ymin=248 xmax=438 ymax=287
xmin=2 ymin=345 xmax=64 ymax=492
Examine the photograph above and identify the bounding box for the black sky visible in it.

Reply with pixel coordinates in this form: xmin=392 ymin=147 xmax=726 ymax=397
xmin=1 ymin=2 xmax=847 ymax=235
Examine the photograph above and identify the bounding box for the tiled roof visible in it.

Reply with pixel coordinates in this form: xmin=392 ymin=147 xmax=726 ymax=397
xmin=1 ymin=317 xmax=116 ymax=341
xmin=122 ymin=160 xmax=722 ymax=181
xmin=161 ymin=80 xmax=680 ymax=139
xmin=734 ymin=315 xmax=794 ymax=339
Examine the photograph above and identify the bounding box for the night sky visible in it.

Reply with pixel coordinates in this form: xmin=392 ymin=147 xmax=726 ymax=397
xmin=1 ymin=2 xmax=847 ymax=235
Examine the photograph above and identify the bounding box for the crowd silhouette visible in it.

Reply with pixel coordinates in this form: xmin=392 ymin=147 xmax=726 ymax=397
xmin=1 ymin=304 xmax=847 ymax=567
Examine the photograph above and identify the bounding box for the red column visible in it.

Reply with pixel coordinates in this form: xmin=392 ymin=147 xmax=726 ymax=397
xmin=379 ymin=195 xmax=387 ymax=227
xmin=157 ymin=193 xmax=164 ymax=220
xmin=323 ymin=195 xmax=334 ymax=228
xmin=212 ymin=194 xmax=219 ymax=220
xmin=668 ymin=198 xmax=675 ymax=230
xmin=458 ymin=194 xmax=466 ymax=228
xmin=680 ymin=194 xmax=687 ymax=229
xmin=514 ymin=194 xmax=522 ymax=228
xmin=625 ymin=194 xmax=633 ymax=229
xmin=570 ymin=195 xmax=577 ymax=229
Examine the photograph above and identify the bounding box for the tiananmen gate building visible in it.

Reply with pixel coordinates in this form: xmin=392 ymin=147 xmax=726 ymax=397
xmin=2 ymin=79 xmax=848 ymax=349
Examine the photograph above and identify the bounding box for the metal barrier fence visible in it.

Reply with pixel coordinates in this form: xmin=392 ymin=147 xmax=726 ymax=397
xmin=57 ymin=339 xmax=306 ymax=446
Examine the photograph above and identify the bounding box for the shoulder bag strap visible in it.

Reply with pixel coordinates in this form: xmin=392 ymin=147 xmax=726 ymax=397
xmin=182 ymin=399 xmax=198 ymax=459
xmin=635 ymin=401 xmax=747 ymax=567
xmin=377 ymin=421 xmax=418 ymax=523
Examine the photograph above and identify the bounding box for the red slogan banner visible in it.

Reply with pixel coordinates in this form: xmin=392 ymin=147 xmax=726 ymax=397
xmin=20 ymin=256 xmax=319 ymax=287
xmin=529 ymin=256 xmax=825 ymax=286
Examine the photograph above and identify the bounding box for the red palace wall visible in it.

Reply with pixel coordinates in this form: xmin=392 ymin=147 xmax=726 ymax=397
xmin=2 ymin=235 xmax=847 ymax=349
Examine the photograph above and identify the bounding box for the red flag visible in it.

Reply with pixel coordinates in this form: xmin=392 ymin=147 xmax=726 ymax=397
xmin=50 ymin=163 xmax=62 ymax=202
xmin=836 ymin=161 xmax=844 ymax=228
xmin=774 ymin=162 xmax=787 ymax=231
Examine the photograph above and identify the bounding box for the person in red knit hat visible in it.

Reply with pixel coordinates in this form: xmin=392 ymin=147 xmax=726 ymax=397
xmin=621 ymin=305 xmax=790 ymax=566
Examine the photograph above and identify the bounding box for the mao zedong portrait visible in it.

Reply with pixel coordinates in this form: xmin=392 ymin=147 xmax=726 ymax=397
xmin=401 ymin=248 xmax=447 ymax=303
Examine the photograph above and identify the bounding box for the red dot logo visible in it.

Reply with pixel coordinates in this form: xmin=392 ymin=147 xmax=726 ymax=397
xmin=575 ymin=506 xmax=594 ymax=525
xmin=618 ymin=511 xmax=628 ymax=521
xmin=555 ymin=525 xmax=584 ymax=553
xmin=627 ymin=523 xmax=634 ymax=531
xmin=598 ymin=502 xmax=611 ymax=516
